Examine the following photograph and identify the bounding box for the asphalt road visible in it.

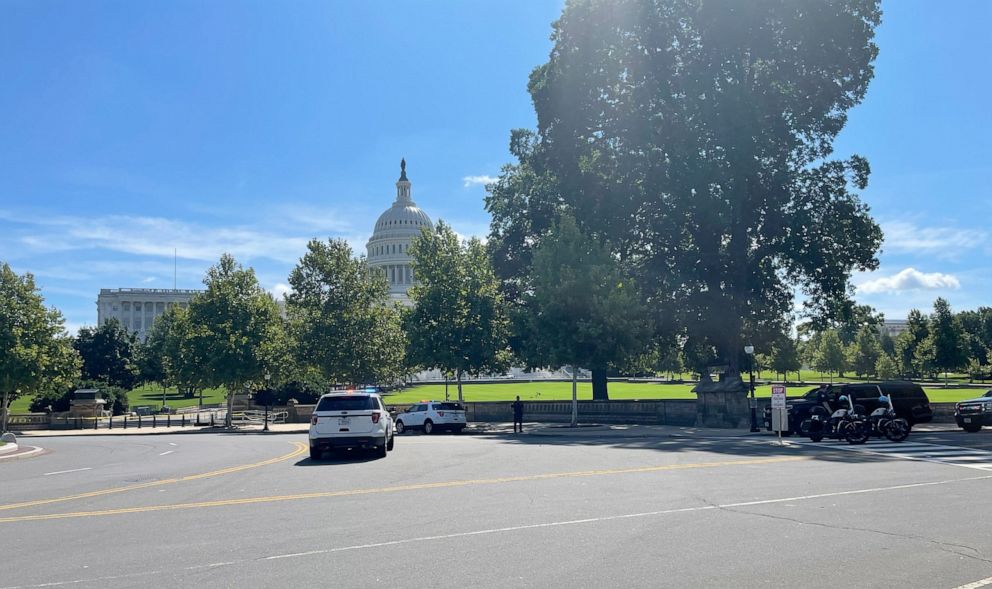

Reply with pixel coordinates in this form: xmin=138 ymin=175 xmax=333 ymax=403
xmin=2 ymin=428 xmax=992 ymax=589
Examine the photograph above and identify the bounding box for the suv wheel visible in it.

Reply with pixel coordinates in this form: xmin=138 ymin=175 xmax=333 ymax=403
xmin=387 ymin=431 xmax=395 ymax=451
xmin=423 ymin=420 xmax=434 ymax=435
xmin=395 ymin=420 xmax=405 ymax=434
xmin=309 ymin=445 xmax=321 ymax=461
xmin=375 ymin=437 xmax=388 ymax=458
xmin=963 ymin=424 xmax=983 ymax=433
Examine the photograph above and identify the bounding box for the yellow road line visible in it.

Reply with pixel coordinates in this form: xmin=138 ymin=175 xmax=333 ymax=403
xmin=0 ymin=455 xmax=807 ymax=524
xmin=0 ymin=442 xmax=307 ymax=513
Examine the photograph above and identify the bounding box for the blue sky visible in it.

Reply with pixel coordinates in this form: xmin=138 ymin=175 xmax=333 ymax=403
xmin=1 ymin=0 xmax=989 ymax=333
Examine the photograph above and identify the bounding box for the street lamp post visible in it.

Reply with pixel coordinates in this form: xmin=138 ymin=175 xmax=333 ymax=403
xmin=745 ymin=345 xmax=759 ymax=432
xmin=263 ymin=372 xmax=271 ymax=432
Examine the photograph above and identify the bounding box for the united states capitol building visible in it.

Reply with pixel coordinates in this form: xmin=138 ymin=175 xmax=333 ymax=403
xmin=95 ymin=161 xmax=575 ymax=379
xmin=366 ymin=159 xmax=433 ymax=306
xmin=96 ymin=160 xmax=432 ymax=339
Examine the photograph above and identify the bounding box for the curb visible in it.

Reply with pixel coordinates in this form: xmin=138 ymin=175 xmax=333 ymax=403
xmin=0 ymin=445 xmax=44 ymax=461
xmin=0 ymin=442 xmax=19 ymax=455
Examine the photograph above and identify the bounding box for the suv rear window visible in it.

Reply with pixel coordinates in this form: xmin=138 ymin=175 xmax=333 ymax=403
xmin=436 ymin=403 xmax=464 ymax=410
xmin=316 ymin=396 xmax=375 ymax=411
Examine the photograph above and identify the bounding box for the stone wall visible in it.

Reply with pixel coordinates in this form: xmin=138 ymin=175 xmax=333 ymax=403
xmin=285 ymin=399 xmax=958 ymax=427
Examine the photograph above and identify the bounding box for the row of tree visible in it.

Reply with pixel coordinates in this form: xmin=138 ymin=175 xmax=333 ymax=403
xmin=801 ymin=299 xmax=992 ymax=382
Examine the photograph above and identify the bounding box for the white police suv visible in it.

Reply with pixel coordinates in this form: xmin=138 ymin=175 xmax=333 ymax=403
xmin=394 ymin=400 xmax=467 ymax=434
xmin=308 ymin=390 xmax=395 ymax=460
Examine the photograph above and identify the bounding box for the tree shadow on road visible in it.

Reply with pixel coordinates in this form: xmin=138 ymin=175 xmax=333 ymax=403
xmin=476 ymin=430 xmax=942 ymax=467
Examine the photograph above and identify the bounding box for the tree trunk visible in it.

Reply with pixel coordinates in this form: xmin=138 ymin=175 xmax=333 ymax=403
xmin=591 ymin=367 xmax=609 ymax=400
xmin=571 ymin=365 xmax=578 ymax=427
xmin=225 ymin=387 xmax=235 ymax=428
xmin=456 ymin=369 xmax=463 ymax=402
xmin=1 ymin=390 xmax=9 ymax=434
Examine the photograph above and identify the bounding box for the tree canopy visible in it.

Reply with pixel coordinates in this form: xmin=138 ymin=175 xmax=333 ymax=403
xmin=187 ymin=254 xmax=286 ymax=427
xmin=406 ymin=221 xmax=510 ymax=400
xmin=286 ymin=238 xmax=406 ymax=387
xmin=487 ymin=0 xmax=883 ymax=382
xmin=0 ymin=263 xmax=80 ymax=432
xmin=74 ymin=319 xmax=140 ymax=390
xmin=517 ymin=214 xmax=650 ymax=399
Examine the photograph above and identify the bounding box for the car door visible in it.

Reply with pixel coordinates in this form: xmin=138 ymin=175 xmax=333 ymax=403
xmin=405 ymin=404 xmax=426 ymax=428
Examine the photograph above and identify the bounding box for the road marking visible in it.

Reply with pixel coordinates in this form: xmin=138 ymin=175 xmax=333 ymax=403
xmin=0 ymin=442 xmax=307 ymax=513
xmin=42 ymin=468 xmax=92 ymax=476
xmin=952 ymin=577 xmax=992 ymax=589
xmin=159 ymin=451 xmax=174 ymax=456
xmin=3 ymin=472 xmax=991 ymax=589
xmin=801 ymin=440 xmax=992 ymax=471
xmin=168 ymin=443 xmax=177 ymax=446
xmin=0 ymin=455 xmax=808 ymax=524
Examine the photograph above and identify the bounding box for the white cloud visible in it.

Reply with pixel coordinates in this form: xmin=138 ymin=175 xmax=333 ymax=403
xmin=882 ymin=220 xmax=988 ymax=259
xmin=857 ymin=267 xmax=961 ymax=294
xmin=3 ymin=211 xmax=314 ymax=264
xmin=141 ymin=276 xmax=156 ymax=284
xmin=462 ymin=175 xmax=498 ymax=188
xmin=269 ymin=283 xmax=292 ymax=302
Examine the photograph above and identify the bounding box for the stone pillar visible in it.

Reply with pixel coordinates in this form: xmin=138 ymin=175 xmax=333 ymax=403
xmin=693 ymin=375 xmax=750 ymax=429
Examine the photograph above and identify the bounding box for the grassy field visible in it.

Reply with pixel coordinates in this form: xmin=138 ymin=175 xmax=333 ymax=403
xmin=127 ymin=384 xmax=228 ymax=409
xmin=7 ymin=380 xmax=988 ymax=414
xmin=383 ymin=381 xmax=988 ymax=404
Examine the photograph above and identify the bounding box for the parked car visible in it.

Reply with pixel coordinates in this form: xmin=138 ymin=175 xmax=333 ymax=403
xmin=764 ymin=381 xmax=933 ymax=434
xmin=954 ymin=390 xmax=992 ymax=433
xmin=308 ymin=391 xmax=395 ymax=460
xmin=394 ymin=401 xmax=466 ymax=434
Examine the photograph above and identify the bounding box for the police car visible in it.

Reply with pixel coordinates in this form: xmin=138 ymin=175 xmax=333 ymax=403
xmin=308 ymin=390 xmax=395 ymax=460
xmin=394 ymin=400 xmax=467 ymax=434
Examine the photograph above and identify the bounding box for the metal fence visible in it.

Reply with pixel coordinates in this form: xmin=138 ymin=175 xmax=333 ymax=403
xmin=6 ymin=409 xmax=228 ymax=431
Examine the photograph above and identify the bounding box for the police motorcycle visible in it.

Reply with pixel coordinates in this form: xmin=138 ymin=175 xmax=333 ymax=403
xmin=869 ymin=393 xmax=911 ymax=442
xmin=802 ymin=394 xmax=871 ymax=445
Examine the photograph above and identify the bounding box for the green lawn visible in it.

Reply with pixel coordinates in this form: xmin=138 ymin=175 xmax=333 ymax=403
xmin=383 ymin=381 xmax=988 ymax=404
xmin=127 ymin=383 xmax=228 ymax=409
xmin=7 ymin=379 xmax=987 ymax=415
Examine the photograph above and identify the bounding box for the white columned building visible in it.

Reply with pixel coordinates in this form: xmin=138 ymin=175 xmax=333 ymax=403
xmin=96 ymin=288 xmax=202 ymax=342
xmin=366 ymin=159 xmax=434 ymax=306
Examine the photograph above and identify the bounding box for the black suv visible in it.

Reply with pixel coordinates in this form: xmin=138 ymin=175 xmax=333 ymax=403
xmin=764 ymin=381 xmax=933 ymax=434
xmin=954 ymin=390 xmax=992 ymax=432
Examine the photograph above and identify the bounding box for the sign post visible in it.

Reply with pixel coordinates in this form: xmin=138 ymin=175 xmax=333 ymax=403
xmin=770 ymin=385 xmax=788 ymax=445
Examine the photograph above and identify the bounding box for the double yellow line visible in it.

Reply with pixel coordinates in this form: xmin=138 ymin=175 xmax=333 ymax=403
xmin=0 ymin=442 xmax=308 ymax=513
xmin=0 ymin=454 xmax=806 ymax=524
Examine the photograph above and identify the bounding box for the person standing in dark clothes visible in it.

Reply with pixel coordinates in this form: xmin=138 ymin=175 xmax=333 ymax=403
xmin=511 ymin=396 xmax=524 ymax=433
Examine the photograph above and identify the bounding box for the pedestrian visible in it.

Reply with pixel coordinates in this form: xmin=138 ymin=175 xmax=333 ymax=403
xmin=512 ymin=395 xmax=524 ymax=433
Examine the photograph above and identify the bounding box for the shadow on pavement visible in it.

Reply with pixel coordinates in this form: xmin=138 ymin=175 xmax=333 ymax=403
xmin=294 ymin=449 xmax=385 ymax=466
xmin=472 ymin=429 xmax=957 ymax=467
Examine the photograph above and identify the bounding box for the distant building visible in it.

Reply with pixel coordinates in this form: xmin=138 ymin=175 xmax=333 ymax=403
xmin=96 ymin=288 xmax=202 ymax=341
xmin=881 ymin=319 xmax=909 ymax=338
xmin=366 ymin=159 xmax=434 ymax=306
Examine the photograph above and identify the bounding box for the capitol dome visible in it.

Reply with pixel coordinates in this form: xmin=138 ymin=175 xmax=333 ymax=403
xmin=366 ymin=159 xmax=434 ymax=304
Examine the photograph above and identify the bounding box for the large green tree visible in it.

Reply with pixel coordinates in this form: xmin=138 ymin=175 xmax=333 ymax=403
xmin=929 ymin=297 xmax=968 ymax=381
xmin=895 ymin=309 xmax=929 ymax=378
xmin=286 ymin=239 xmax=406 ymax=387
xmin=517 ymin=214 xmax=651 ymax=401
xmin=406 ymin=221 xmax=510 ymax=401
xmin=768 ymin=335 xmax=802 ymax=383
xmin=141 ymin=304 xmax=205 ymax=403
xmin=847 ymin=325 xmax=882 ymax=378
xmin=0 ymin=263 xmax=80 ymax=432
xmin=74 ymin=319 xmax=140 ymax=390
xmin=815 ymin=330 xmax=847 ymax=382
xmin=487 ymin=0 xmax=883 ymax=383
xmin=957 ymin=307 xmax=992 ymax=365
xmin=187 ymin=254 xmax=286 ymax=427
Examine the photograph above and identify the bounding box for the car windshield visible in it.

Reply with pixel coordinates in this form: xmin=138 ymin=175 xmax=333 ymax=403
xmin=316 ymin=396 xmax=375 ymax=412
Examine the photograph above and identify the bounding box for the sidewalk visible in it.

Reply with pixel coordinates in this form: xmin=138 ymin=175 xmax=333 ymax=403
xmin=11 ymin=420 xmax=962 ymax=439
